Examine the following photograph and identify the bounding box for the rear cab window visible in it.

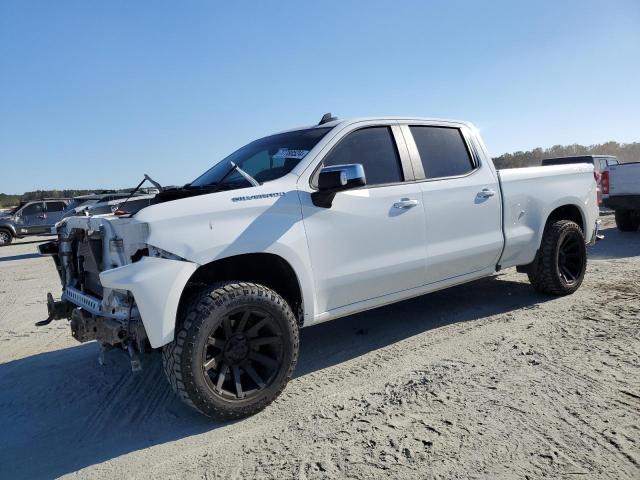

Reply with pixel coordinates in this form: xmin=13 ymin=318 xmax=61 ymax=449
xmin=46 ymin=201 xmax=67 ymax=212
xmin=409 ymin=126 xmax=476 ymax=179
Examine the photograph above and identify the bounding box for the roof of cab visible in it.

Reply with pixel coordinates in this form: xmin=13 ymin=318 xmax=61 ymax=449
xmin=278 ymin=116 xmax=475 ymax=134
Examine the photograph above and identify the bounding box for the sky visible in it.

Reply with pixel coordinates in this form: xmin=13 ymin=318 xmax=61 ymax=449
xmin=1 ymin=0 xmax=639 ymax=194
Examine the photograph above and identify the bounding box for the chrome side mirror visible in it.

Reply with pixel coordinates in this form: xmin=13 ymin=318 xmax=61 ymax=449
xmin=312 ymin=164 xmax=366 ymax=208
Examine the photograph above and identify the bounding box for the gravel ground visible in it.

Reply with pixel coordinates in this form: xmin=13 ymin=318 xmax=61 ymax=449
xmin=0 ymin=215 xmax=638 ymax=479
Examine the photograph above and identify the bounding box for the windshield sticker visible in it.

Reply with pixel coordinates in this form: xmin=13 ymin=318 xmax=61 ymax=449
xmin=273 ymin=148 xmax=309 ymax=160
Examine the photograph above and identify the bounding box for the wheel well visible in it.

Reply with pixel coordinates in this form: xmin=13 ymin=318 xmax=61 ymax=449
xmin=181 ymin=253 xmax=303 ymax=325
xmin=516 ymin=204 xmax=586 ymax=274
xmin=546 ymin=205 xmax=584 ymax=232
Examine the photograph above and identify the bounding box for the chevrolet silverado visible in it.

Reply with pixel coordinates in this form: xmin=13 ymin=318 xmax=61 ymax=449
xmin=38 ymin=115 xmax=600 ymax=419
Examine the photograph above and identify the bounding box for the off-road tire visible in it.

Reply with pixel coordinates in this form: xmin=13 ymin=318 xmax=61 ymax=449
xmin=0 ymin=229 xmax=13 ymax=246
xmin=527 ymin=220 xmax=587 ymax=296
xmin=614 ymin=209 xmax=640 ymax=232
xmin=162 ymin=282 xmax=299 ymax=420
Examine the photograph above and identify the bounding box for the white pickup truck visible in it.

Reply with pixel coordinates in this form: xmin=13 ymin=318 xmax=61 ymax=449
xmin=602 ymin=162 xmax=640 ymax=231
xmin=39 ymin=115 xmax=600 ymax=419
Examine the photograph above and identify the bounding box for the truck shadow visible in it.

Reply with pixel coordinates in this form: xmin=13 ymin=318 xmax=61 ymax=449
xmin=0 ymin=275 xmax=552 ymax=479
xmin=0 ymin=253 xmax=43 ymax=262
xmin=587 ymin=225 xmax=640 ymax=260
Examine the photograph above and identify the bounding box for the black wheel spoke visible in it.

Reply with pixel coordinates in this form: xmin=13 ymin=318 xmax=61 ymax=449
xmin=235 ymin=310 xmax=251 ymax=333
xmin=251 ymin=336 xmax=282 ymax=348
xmin=250 ymin=351 xmax=278 ymax=368
xmin=561 ymin=265 xmax=576 ymax=282
xmin=232 ymin=365 xmax=244 ymax=399
xmin=204 ymin=353 xmax=222 ymax=371
xmin=244 ymin=363 xmax=265 ymax=388
xmin=216 ymin=363 xmax=229 ymax=392
xmin=207 ymin=336 xmax=225 ymax=349
xmin=223 ymin=317 xmax=233 ymax=338
xmin=247 ymin=317 xmax=269 ymax=337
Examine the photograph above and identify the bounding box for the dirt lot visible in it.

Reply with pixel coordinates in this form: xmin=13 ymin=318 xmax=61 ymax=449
xmin=0 ymin=215 xmax=638 ymax=480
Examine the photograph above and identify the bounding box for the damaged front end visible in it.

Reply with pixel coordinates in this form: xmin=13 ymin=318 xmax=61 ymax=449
xmin=39 ymin=215 xmax=195 ymax=371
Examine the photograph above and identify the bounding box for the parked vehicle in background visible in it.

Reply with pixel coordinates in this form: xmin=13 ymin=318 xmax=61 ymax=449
xmin=39 ymin=115 xmax=600 ymax=420
xmin=63 ymin=192 xmax=157 ymax=219
xmin=0 ymin=199 xmax=73 ymax=245
xmin=602 ymin=162 xmax=640 ymax=231
xmin=541 ymin=155 xmax=619 ymax=205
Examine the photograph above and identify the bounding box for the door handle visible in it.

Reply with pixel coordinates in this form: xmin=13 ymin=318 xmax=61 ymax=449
xmin=477 ymin=188 xmax=496 ymax=198
xmin=392 ymin=198 xmax=419 ymax=209
xmin=38 ymin=214 xmax=47 ymax=219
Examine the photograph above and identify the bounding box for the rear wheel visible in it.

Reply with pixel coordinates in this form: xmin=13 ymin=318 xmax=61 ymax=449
xmin=163 ymin=282 xmax=299 ymax=420
xmin=614 ymin=209 xmax=640 ymax=232
xmin=527 ymin=220 xmax=587 ymax=296
xmin=0 ymin=229 xmax=13 ymax=246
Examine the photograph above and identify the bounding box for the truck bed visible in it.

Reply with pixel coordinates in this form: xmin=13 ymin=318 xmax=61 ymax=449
xmin=497 ymin=163 xmax=598 ymax=268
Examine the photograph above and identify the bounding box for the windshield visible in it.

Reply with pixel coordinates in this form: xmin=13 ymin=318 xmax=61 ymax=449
xmin=190 ymin=127 xmax=331 ymax=188
xmin=8 ymin=202 xmax=27 ymax=214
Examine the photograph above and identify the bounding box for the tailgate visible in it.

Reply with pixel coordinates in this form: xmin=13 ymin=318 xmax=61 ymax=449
xmin=609 ymin=163 xmax=640 ymax=195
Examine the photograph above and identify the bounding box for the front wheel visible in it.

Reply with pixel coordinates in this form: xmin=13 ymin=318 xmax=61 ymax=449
xmin=0 ymin=229 xmax=13 ymax=246
xmin=527 ymin=220 xmax=587 ymax=296
xmin=162 ymin=282 xmax=299 ymax=420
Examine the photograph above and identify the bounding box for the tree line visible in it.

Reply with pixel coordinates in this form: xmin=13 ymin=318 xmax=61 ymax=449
xmin=493 ymin=141 xmax=640 ymax=169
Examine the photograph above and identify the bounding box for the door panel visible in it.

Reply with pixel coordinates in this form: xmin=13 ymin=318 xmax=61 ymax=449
xmin=300 ymin=124 xmax=427 ymax=314
xmin=419 ymin=173 xmax=502 ymax=282
xmin=300 ymin=184 xmax=427 ymax=313
xmin=405 ymin=125 xmax=503 ymax=283
xmin=45 ymin=201 xmax=68 ymax=226
xmin=18 ymin=202 xmax=48 ymax=235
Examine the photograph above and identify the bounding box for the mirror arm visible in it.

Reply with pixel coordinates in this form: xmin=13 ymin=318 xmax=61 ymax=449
xmin=311 ymin=190 xmax=337 ymax=208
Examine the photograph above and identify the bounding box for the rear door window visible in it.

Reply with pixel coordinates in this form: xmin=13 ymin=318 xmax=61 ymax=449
xmin=409 ymin=126 xmax=475 ymax=179
xmin=321 ymin=127 xmax=403 ymax=186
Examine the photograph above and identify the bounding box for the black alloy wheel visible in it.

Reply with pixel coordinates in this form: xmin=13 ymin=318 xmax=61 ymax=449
xmin=557 ymin=231 xmax=584 ymax=286
xmin=527 ymin=220 xmax=587 ymax=295
xmin=163 ymin=282 xmax=299 ymax=420
xmin=202 ymin=306 xmax=284 ymax=401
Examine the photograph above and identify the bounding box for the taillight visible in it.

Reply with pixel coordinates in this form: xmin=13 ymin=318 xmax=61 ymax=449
xmin=601 ymin=171 xmax=609 ymax=194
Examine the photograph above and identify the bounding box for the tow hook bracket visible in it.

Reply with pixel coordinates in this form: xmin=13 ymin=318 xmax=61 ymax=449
xmin=36 ymin=293 xmax=70 ymax=327
xmin=127 ymin=340 xmax=142 ymax=373
xmin=98 ymin=343 xmax=112 ymax=366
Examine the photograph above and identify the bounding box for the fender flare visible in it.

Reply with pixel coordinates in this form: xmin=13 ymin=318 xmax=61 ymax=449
xmin=0 ymin=223 xmax=17 ymax=238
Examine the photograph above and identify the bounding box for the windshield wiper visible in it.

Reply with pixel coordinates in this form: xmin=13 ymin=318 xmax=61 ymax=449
xmin=234 ymin=163 xmax=260 ymax=187
xmin=208 ymin=162 xmax=259 ymax=193
xmin=116 ymin=174 xmax=163 ymax=214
